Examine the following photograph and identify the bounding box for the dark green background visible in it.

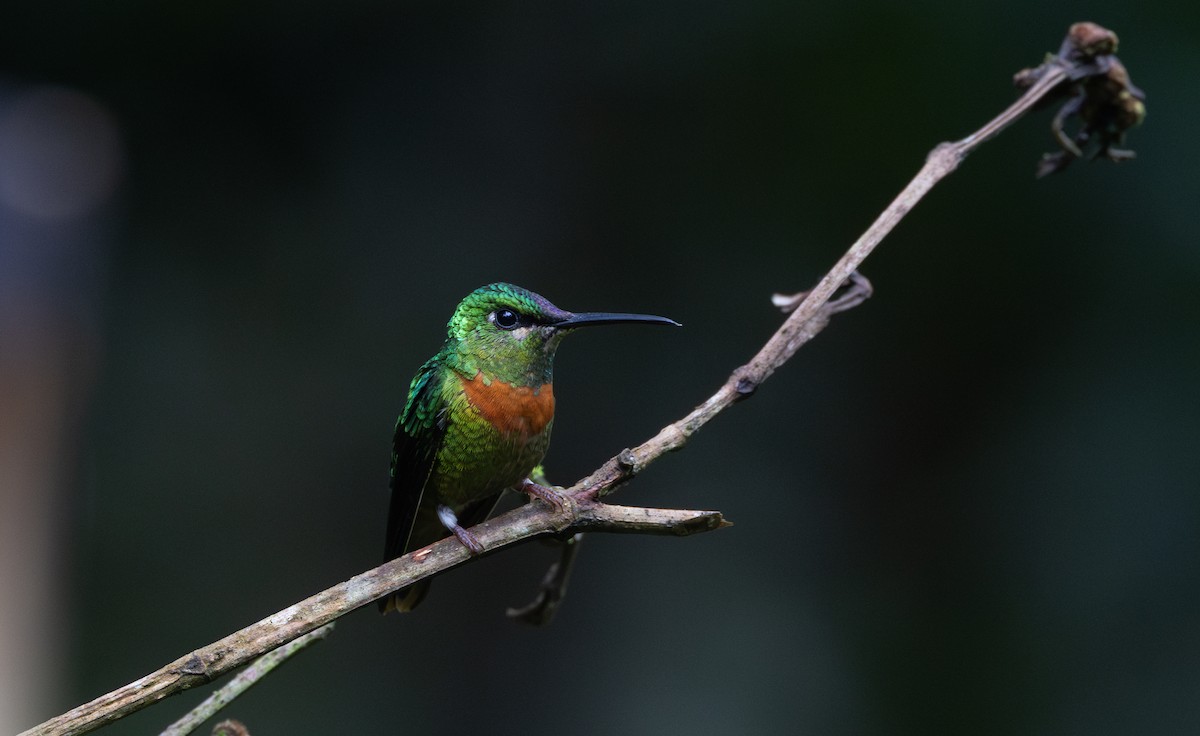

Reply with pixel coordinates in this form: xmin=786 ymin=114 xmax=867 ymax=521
xmin=3 ymin=1 xmax=1198 ymax=734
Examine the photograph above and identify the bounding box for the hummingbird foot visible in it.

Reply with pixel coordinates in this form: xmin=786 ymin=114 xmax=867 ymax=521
xmin=518 ymin=478 xmax=568 ymax=512
xmin=437 ymin=504 xmax=485 ymax=555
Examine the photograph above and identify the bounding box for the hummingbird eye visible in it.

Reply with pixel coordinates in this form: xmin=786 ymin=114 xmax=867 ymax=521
xmin=492 ymin=309 xmax=520 ymax=330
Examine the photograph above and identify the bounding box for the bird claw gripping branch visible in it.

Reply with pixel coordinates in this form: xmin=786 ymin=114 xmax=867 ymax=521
xmin=1014 ymin=22 xmax=1146 ymax=178
xmin=517 ymin=478 xmax=569 ymax=512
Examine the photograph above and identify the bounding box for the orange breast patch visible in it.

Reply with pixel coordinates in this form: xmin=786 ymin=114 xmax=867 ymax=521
xmin=461 ymin=373 xmax=555 ymax=438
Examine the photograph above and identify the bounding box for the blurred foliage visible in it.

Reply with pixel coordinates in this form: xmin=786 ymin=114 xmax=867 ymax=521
xmin=1 ymin=1 xmax=1198 ymax=734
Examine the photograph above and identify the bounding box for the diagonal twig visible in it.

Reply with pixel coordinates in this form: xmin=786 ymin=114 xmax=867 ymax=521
xmin=158 ymin=624 xmax=334 ymax=736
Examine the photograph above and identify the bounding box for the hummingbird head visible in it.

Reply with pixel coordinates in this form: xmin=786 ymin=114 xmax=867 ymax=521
xmin=445 ymin=283 xmax=678 ymax=386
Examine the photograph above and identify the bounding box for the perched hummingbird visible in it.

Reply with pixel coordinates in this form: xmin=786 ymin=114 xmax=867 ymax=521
xmin=380 ymin=282 xmax=678 ymax=613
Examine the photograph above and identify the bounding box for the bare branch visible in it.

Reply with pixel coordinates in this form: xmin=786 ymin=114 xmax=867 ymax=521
xmin=19 ymin=21 xmax=1142 ymax=736
xmin=21 ymin=500 xmax=725 ymax=736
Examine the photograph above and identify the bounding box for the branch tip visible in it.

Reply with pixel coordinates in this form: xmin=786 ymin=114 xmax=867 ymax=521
xmin=1014 ymin=21 xmax=1145 ymax=176
xmin=676 ymin=511 xmax=730 ymax=535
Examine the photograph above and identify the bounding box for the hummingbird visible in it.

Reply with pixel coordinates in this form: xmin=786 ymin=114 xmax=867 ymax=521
xmin=380 ymin=282 xmax=679 ymax=613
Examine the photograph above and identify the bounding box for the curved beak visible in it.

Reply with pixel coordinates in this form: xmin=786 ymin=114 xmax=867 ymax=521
xmin=553 ymin=311 xmax=681 ymax=329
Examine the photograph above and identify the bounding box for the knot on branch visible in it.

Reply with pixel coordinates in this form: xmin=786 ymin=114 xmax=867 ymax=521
xmin=617 ymin=448 xmax=638 ymax=473
xmin=174 ymin=653 xmax=218 ymax=682
xmin=732 ymin=366 xmax=760 ymax=400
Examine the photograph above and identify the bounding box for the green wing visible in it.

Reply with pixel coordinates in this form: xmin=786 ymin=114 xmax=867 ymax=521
xmin=380 ymin=360 xmax=447 ymax=612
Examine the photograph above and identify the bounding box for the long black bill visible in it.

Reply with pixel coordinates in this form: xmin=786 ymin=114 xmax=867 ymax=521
xmin=554 ymin=311 xmax=680 ymax=329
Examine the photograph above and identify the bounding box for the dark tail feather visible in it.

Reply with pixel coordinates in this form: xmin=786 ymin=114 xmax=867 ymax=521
xmin=379 ymin=579 xmax=433 ymax=614
xmin=379 ymin=501 xmax=446 ymax=614
xmin=378 ymin=493 xmax=504 ymax=615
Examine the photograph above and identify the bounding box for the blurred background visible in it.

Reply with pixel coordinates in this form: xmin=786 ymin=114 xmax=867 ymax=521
xmin=1 ymin=1 xmax=1197 ymax=734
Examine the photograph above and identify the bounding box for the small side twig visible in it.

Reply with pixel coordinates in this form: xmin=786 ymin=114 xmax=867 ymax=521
xmin=506 ymin=533 xmax=585 ymax=626
xmin=158 ymin=624 xmax=334 ymax=736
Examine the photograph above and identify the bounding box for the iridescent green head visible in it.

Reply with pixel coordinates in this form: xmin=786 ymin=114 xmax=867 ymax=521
xmin=444 ymin=282 xmax=678 ymax=385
